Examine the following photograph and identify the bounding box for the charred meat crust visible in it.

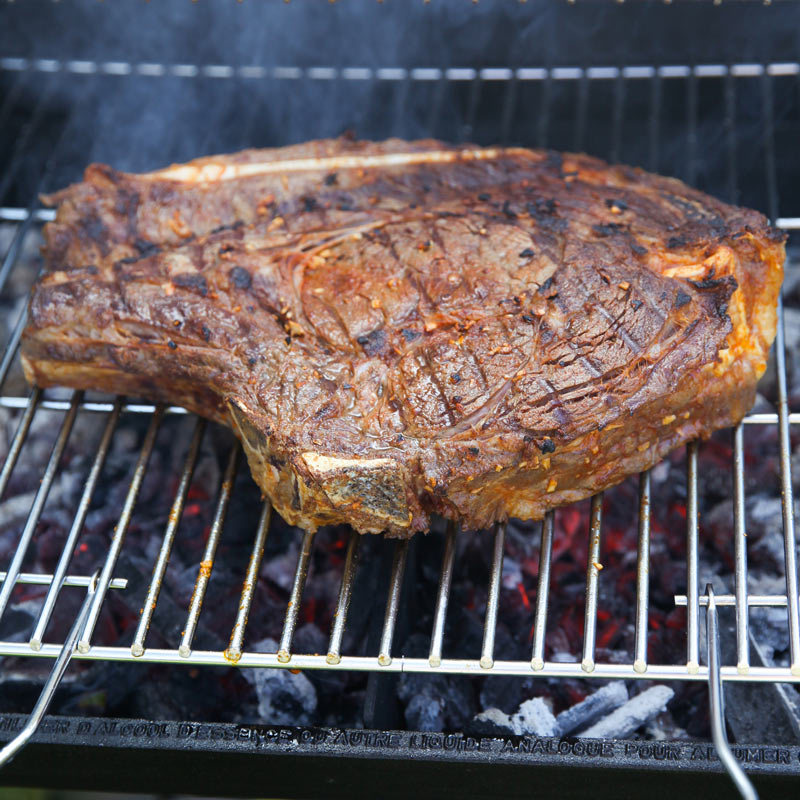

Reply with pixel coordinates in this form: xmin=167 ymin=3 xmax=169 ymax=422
xmin=24 ymin=138 xmax=785 ymax=536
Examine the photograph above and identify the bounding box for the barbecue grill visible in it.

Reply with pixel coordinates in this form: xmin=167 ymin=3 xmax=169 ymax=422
xmin=1 ymin=1 xmax=799 ymax=798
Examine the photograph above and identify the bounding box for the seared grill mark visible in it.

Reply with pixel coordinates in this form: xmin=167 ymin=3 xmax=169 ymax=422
xmin=579 ymin=267 xmax=644 ymax=356
xmin=575 ymin=351 xmax=603 ymax=378
xmin=461 ymin=341 xmax=492 ymax=394
xmin=422 ymin=349 xmax=456 ymax=427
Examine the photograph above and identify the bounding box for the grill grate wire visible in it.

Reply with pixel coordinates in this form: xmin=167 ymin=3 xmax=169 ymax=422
xmin=0 ymin=63 xmax=797 ymax=690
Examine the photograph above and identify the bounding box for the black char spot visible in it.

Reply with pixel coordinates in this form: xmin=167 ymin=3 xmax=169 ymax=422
xmin=172 ymin=272 xmax=208 ymax=296
xmin=356 ymin=328 xmax=387 ymax=356
xmin=229 ymin=266 xmax=252 ymax=290
xmin=674 ymin=290 xmax=692 ymax=309
xmin=528 ymin=200 xmax=566 ymax=232
xmin=84 ymin=214 xmax=108 ymax=244
xmin=210 ymin=221 xmax=244 ymax=235
xmin=312 ymin=401 xmax=337 ymax=421
xmin=134 ymin=238 xmax=159 ymax=254
xmin=538 ymin=276 xmax=554 ymax=295
xmin=538 ymin=438 xmax=556 ymax=454
xmin=688 ymin=277 xmax=725 ymax=290
xmin=527 ymin=198 xmax=556 ymax=218
xmin=291 ymin=476 xmax=301 ymax=510
xmin=115 ymin=255 xmax=141 ymax=267
xmin=592 ymin=223 xmax=622 ymax=237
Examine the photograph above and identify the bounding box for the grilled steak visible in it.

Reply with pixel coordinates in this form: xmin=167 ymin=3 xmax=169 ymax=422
xmin=22 ymin=138 xmax=785 ymax=536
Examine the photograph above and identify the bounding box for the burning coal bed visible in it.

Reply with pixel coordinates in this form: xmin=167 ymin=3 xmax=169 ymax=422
xmin=0 ymin=223 xmax=799 ymax=744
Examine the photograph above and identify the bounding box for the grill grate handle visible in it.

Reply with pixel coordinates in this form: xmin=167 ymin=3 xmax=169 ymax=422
xmin=0 ymin=571 xmax=99 ymax=770
xmin=706 ymin=583 xmax=759 ymax=800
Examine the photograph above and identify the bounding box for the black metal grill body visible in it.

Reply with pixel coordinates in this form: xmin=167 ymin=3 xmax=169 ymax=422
xmin=0 ymin=714 xmax=799 ymax=800
xmin=0 ymin=1 xmax=799 ymax=797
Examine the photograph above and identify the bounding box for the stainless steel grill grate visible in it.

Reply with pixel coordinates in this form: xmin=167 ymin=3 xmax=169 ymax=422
xmin=0 ymin=60 xmax=798 ymax=692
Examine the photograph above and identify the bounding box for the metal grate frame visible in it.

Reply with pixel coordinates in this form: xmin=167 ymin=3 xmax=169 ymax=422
xmin=0 ymin=60 xmax=798 ymax=692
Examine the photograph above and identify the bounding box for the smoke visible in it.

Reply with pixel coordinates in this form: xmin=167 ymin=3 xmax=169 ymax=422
xmin=0 ymin=0 xmax=798 ymax=220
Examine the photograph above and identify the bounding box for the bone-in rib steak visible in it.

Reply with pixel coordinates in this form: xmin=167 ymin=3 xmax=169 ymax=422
xmin=22 ymin=138 xmax=785 ymax=535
